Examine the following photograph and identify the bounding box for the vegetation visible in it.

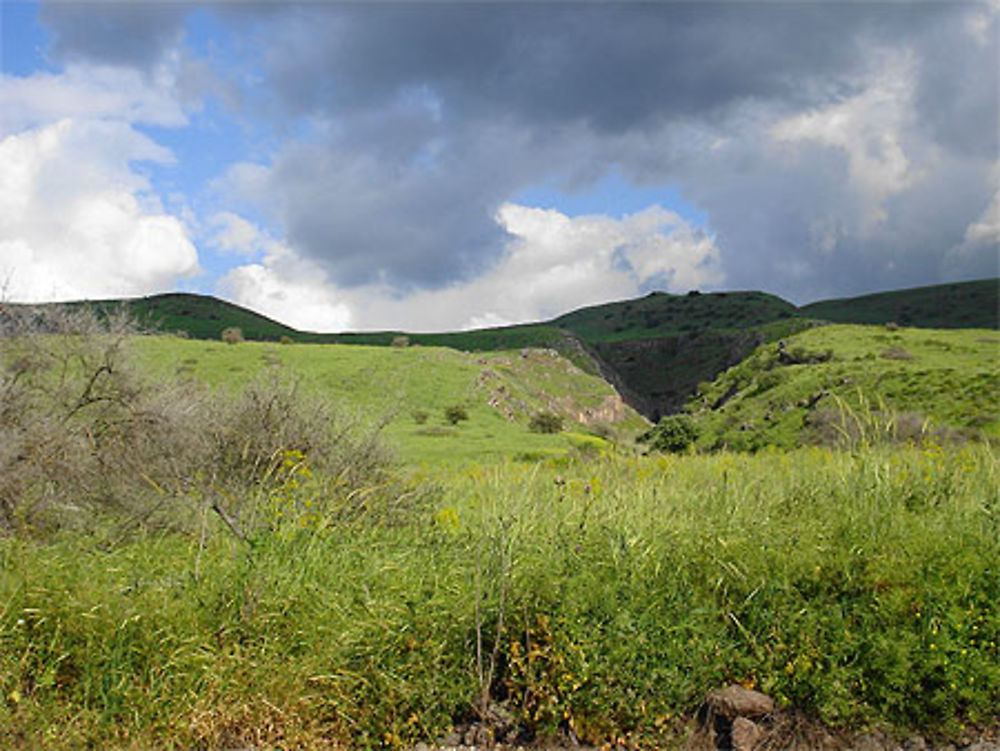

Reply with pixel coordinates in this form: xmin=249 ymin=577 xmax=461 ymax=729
xmin=17 ymin=278 xmax=995 ymax=424
xmin=801 ymin=278 xmax=999 ymax=330
xmin=2 ymin=299 xmax=999 ymax=749
xmin=1 ymin=447 xmax=997 ymax=749
xmin=685 ymin=324 xmax=1000 ymax=453
xmin=220 ymin=326 xmax=244 ymax=344
xmin=638 ymin=414 xmax=699 ymax=453
xmin=528 ymin=410 xmax=564 ymax=434
xmin=444 ymin=404 xmax=469 ymax=425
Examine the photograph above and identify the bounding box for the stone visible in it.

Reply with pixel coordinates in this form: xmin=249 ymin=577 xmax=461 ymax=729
xmin=732 ymin=717 xmax=763 ymax=751
xmin=705 ymin=685 xmax=775 ymax=719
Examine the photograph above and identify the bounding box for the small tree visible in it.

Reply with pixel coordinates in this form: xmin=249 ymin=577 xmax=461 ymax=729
xmin=221 ymin=326 xmax=244 ymax=345
xmin=529 ymin=410 xmax=563 ymax=434
xmin=444 ymin=404 xmax=469 ymax=425
xmin=638 ymin=414 xmax=699 ymax=453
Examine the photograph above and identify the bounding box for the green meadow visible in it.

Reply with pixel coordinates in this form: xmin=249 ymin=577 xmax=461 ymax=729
xmin=1 ymin=317 xmax=998 ymax=749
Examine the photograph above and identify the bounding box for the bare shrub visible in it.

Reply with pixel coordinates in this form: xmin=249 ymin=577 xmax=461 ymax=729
xmin=881 ymin=345 xmax=914 ymax=361
xmin=0 ymin=306 xmax=397 ymax=537
xmin=221 ymin=326 xmax=244 ymax=344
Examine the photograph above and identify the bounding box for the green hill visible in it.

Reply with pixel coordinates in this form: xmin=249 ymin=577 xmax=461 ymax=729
xmin=800 ymin=278 xmax=998 ymax=329
xmin=683 ymin=324 xmax=1000 ymax=452
xmin=15 ymin=277 xmax=998 ymax=423
xmin=133 ymin=336 xmax=646 ymax=465
xmin=553 ymin=289 xmax=800 ymax=341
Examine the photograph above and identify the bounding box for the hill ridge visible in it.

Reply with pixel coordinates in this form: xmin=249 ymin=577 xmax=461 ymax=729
xmin=9 ymin=277 xmax=997 ymax=421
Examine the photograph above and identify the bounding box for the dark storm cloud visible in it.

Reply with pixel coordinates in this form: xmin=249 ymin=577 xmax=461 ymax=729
xmin=41 ymin=1 xmax=190 ymax=69
xmin=38 ymin=1 xmax=999 ymax=298
xmin=262 ymin=3 xmax=907 ymax=128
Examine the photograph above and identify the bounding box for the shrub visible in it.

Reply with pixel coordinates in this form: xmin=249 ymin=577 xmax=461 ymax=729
xmin=279 ymin=335 xmax=294 ymax=345
xmin=221 ymin=326 xmax=244 ymax=344
xmin=412 ymin=409 xmax=429 ymax=425
xmin=529 ymin=410 xmax=563 ymax=434
xmin=881 ymin=345 xmax=914 ymax=361
xmin=444 ymin=404 xmax=469 ymax=425
xmin=391 ymin=335 xmax=410 ymax=348
xmin=637 ymin=414 xmax=699 ymax=453
xmin=0 ymin=307 xmax=395 ymax=536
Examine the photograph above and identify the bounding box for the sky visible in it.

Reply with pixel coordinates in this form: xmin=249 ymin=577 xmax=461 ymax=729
xmin=0 ymin=1 xmax=997 ymax=333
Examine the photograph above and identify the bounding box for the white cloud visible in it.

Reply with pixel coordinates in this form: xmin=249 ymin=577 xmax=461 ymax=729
xmin=770 ymin=49 xmax=920 ymax=231
xmin=949 ymin=163 xmax=1000 ymax=267
xmin=208 ymin=211 xmax=271 ymax=256
xmin=214 ymin=203 xmax=722 ymax=333
xmin=219 ymin=243 xmax=353 ymax=332
xmin=0 ymin=63 xmax=187 ymax=137
xmin=0 ymin=119 xmax=199 ymax=302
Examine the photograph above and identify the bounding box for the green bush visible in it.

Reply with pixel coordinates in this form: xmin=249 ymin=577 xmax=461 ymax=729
xmin=529 ymin=410 xmax=563 ymax=434
xmin=638 ymin=414 xmax=699 ymax=453
xmin=444 ymin=404 xmax=469 ymax=425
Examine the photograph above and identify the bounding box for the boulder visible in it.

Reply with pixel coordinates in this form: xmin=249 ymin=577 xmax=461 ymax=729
xmin=705 ymin=685 xmax=775 ymax=719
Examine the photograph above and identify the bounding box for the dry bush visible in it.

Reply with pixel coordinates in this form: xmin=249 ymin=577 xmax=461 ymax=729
xmin=221 ymin=326 xmax=244 ymax=344
xmin=0 ymin=305 xmax=396 ymax=537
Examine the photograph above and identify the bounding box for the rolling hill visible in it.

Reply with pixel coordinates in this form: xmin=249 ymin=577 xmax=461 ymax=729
xmin=684 ymin=323 xmax=1000 ymax=451
xmin=10 ymin=277 xmax=997 ymax=422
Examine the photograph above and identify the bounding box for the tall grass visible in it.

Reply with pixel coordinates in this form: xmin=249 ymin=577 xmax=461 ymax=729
xmin=2 ymin=444 xmax=997 ymax=749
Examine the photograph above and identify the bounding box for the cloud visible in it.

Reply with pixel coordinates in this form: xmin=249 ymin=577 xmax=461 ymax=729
xmin=28 ymin=1 xmax=1000 ymax=320
xmin=219 ymin=243 xmax=353 ymax=333
xmin=0 ymin=63 xmax=187 ymax=136
xmin=208 ymin=211 xmax=270 ymax=257
xmin=40 ymin=1 xmax=190 ymax=70
xmin=0 ymin=119 xmax=199 ymax=302
xmin=216 ymin=203 xmax=721 ymax=333
xmin=771 ymin=49 xmax=919 ymax=230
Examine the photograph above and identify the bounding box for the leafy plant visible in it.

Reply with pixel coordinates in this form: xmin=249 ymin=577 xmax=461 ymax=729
xmin=444 ymin=404 xmax=469 ymax=425
xmin=529 ymin=411 xmax=563 ymax=434
xmin=638 ymin=414 xmax=699 ymax=453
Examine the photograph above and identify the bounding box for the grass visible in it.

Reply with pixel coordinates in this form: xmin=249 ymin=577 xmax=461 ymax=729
xmin=800 ymin=279 xmax=999 ymax=330
xmin=2 ymin=317 xmax=999 ymax=749
xmin=1 ymin=445 xmax=997 ymax=749
xmin=132 ymin=336 xmax=646 ymax=465
xmin=688 ymin=324 xmax=1000 ymax=451
xmin=20 ymin=278 xmax=996 ymax=426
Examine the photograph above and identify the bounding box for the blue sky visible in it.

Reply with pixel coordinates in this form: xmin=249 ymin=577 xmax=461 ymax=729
xmin=1 ymin=1 xmax=996 ymax=331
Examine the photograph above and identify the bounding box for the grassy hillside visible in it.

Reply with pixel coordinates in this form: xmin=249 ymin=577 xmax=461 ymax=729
xmin=134 ymin=336 xmax=646 ymax=465
xmin=3 ymin=312 xmax=999 ymax=749
xmin=554 ymin=289 xmax=800 ymax=341
xmin=684 ymin=324 xmax=1000 ymax=452
xmin=800 ymin=278 xmax=998 ymax=329
xmin=16 ymin=277 xmax=997 ymax=424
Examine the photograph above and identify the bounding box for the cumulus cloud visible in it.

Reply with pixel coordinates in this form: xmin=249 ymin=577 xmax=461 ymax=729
xmin=24 ymin=1 xmax=1000 ymax=324
xmin=216 ymin=203 xmax=721 ymax=332
xmin=0 ymin=118 xmax=199 ymax=302
xmin=771 ymin=49 xmax=920 ymax=231
xmin=0 ymin=63 xmax=187 ymax=136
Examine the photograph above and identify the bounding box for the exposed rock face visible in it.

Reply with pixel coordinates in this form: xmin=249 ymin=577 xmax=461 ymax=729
xmin=697 ymin=685 xmax=775 ymax=751
xmin=731 ymin=716 xmax=763 ymax=751
xmin=705 ymin=685 xmax=775 ymax=719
